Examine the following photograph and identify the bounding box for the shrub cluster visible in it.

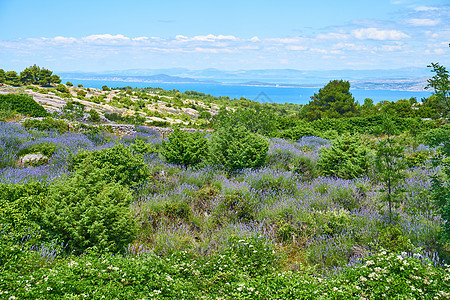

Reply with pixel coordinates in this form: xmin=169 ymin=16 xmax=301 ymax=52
xmin=0 ymin=94 xmax=48 ymax=117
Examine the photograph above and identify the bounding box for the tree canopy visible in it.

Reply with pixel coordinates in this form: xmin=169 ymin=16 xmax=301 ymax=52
xmin=304 ymin=80 xmax=357 ymax=121
xmin=425 ymin=62 xmax=450 ymax=117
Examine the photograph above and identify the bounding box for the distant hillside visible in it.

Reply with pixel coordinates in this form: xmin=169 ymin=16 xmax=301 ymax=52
xmin=59 ymin=67 xmax=430 ymax=91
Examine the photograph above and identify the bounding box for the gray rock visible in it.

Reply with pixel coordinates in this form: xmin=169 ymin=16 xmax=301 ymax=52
xmin=18 ymin=153 xmax=49 ymax=167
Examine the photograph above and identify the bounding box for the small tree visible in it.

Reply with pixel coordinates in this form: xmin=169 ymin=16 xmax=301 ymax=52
xmin=317 ymin=134 xmax=371 ymax=179
xmin=208 ymin=126 xmax=269 ymax=172
xmin=161 ymin=128 xmax=208 ymax=167
xmin=5 ymin=71 xmax=20 ymax=86
xmin=0 ymin=69 xmax=5 ymax=83
xmin=87 ymin=109 xmax=100 ymax=123
xmin=305 ymin=80 xmax=357 ymax=121
xmin=425 ymin=62 xmax=450 ymax=118
xmin=374 ymin=113 xmax=407 ymax=224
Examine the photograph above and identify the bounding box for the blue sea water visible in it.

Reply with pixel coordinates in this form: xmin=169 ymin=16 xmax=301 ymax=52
xmin=62 ymin=79 xmax=432 ymax=105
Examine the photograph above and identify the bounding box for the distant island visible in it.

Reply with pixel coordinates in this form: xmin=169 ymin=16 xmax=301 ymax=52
xmin=59 ymin=67 xmax=429 ymax=92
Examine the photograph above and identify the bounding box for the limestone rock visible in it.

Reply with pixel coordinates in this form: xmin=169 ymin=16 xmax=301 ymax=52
xmin=18 ymin=153 xmax=49 ymax=167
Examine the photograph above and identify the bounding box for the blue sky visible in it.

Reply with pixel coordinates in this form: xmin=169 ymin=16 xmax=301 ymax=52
xmin=0 ymin=0 xmax=449 ymax=72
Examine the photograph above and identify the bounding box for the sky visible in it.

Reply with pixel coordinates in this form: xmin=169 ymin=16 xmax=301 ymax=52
xmin=0 ymin=0 xmax=449 ymax=72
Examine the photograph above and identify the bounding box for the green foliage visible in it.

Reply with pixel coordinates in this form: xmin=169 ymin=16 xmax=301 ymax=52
xmin=17 ymin=65 xmax=61 ymax=86
xmin=18 ymin=142 xmax=58 ymax=157
xmin=40 ymin=169 xmax=137 ymax=253
xmin=317 ymin=134 xmax=371 ymax=179
xmin=23 ymin=117 xmax=69 ymax=133
xmin=378 ymin=225 xmax=414 ymax=252
xmin=213 ymin=106 xmax=277 ymax=136
xmin=102 ymin=85 xmax=110 ymax=91
xmin=76 ymin=89 xmax=87 ymax=98
xmin=305 ymin=80 xmax=357 ymax=120
xmin=71 ymin=143 xmax=151 ymax=189
xmin=209 ymin=126 xmax=269 ymax=172
xmin=276 ymin=123 xmax=318 ymax=141
xmin=420 ymin=123 xmax=450 ymax=147
xmin=161 ymin=128 xmax=208 ymax=167
xmin=430 ymin=124 xmax=450 ymax=244
xmin=0 ymin=181 xmax=48 ymax=234
xmin=5 ymin=71 xmax=20 ymax=86
xmin=0 ymin=69 xmax=5 ymax=83
xmin=87 ymin=109 xmax=100 ymax=122
xmin=374 ymin=114 xmax=407 ymax=223
xmin=0 ymin=93 xmax=48 ymax=117
xmin=55 ymin=84 xmax=69 ymax=93
xmin=425 ymin=62 xmax=450 ymax=117
xmin=66 ymin=81 xmax=73 ymax=86
xmin=61 ymin=100 xmax=85 ymax=120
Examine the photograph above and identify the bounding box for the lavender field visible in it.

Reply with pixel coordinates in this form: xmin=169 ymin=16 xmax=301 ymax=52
xmin=1 ymin=116 xmax=449 ymax=298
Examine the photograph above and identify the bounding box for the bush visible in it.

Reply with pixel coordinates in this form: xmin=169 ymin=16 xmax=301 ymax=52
xmin=161 ymin=128 xmax=208 ymax=167
xmin=0 ymin=181 xmax=48 ymax=234
xmin=0 ymin=93 xmax=47 ymax=117
xmin=87 ymin=109 xmax=100 ymax=122
xmin=18 ymin=142 xmax=58 ymax=157
xmin=55 ymin=84 xmax=69 ymax=93
xmin=209 ymin=126 xmax=269 ymax=172
xmin=40 ymin=169 xmax=137 ymax=253
xmin=71 ymin=143 xmax=150 ymax=189
xmin=317 ymin=134 xmax=371 ymax=179
xmin=23 ymin=117 xmax=69 ymax=133
xmin=276 ymin=125 xmax=318 ymax=141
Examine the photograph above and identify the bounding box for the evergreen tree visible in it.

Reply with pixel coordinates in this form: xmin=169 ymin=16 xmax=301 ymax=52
xmin=305 ymin=80 xmax=357 ymax=121
xmin=425 ymin=62 xmax=450 ymax=117
xmin=161 ymin=128 xmax=208 ymax=168
xmin=374 ymin=113 xmax=406 ymax=224
xmin=209 ymin=126 xmax=269 ymax=172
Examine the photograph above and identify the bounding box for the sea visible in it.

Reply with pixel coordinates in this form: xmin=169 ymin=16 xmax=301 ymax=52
xmin=61 ymin=79 xmax=432 ymax=105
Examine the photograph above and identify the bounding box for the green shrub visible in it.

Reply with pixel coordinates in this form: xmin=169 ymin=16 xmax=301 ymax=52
xmin=209 ymin=126 xmax=269 ymax=172
xmin=378 ymin=225 xmax=414 ymax=252
xmin=276 ymin=125 xmax=317 ymax=141
xmin=55 ymin=84 xmax=69 ymax=93
xmin=420 ymin=123 xmax=450 ymax=147
xmin=0 ymin=93 xmax=47 ymax=117
xmin=23 ymin=117 xmax=69 ymax=133
xmin=61 ymin=101 xmax=85 ymax=120
xmin=161 ymin=128 xmax=208 ymax=167
xmin=87 ymin=109 xmax=100 ymax=122
xmin=18 ymin=142 xmax=58 ymax=157
xmin=317 ymin=134 xmax=371 ymax=179
xmin=71 ymin=143 xmax=151 ymax=188
xmin=40 ymin=169 xmax=137 ymax=253
xmin=0 ymin=181 xmax=48 ymax=235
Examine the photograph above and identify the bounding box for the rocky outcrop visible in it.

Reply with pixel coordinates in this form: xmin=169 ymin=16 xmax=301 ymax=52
xmin=18 ymin=153 xmax=49 ymax=167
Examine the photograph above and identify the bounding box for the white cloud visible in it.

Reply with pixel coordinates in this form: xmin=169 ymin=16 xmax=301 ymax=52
xmin=53 ymin=36 xmax=77 ymax=43
xmin=266 ymin=37 xmax=303 ymax=44
xmin=180 ymin=34 xmax=237 ymax=42
xmin=309 ymin=48 xmax=327 ymax=54
xmin=352 ymin=28 xmax=410 ymax=40
xmin=379 ymin=44 xmax=404 ymax=51
xmin=132 ymin=37 xmax=149 ymax=41
xmin=317 ymin=32 xmax=350 ymax=40
xmin=415 ymin=6 xmax=439 ymax=11
xmin=332 ymin=43 xmax=368 ymax=51
xmin=193 ymin=47 xmax=234 ymax=53
xmin=82 ymin=34 xmax=130 ymax=42
xmin=286 ymin=45 xmax=307 ymax=51
xmin=406 ymin=19 xmax=440 ymax=26
xmin=250 ymin=36 xmax=260 ymax=42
